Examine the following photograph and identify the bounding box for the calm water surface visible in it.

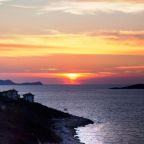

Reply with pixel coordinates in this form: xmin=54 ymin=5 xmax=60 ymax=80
xmin=0 ymin=85 xmax=144 ymax=144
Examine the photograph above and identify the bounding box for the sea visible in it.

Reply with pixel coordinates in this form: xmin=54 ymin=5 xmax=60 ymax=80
xmin=0 ymin=85 xmax=144 ymax=144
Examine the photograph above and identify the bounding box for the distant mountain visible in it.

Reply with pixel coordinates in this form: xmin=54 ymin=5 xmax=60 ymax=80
xmin=0 ymin=80 xmax=43 ymax=85
xmin=0 ymin=80 xmax=15 ymax=85
xmin=110 ymin=84 xmax=144 ymax=89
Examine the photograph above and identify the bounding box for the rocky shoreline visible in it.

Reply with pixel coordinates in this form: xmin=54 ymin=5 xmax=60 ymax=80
xmin=0 ymin=96 xmax=93 ymax=144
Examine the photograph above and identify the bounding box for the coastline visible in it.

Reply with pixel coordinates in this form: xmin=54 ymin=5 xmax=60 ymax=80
xmin=0 ymin=96 xmax=93 ymax=144
xmin=52 ymin=117 xmax=92 ymax=144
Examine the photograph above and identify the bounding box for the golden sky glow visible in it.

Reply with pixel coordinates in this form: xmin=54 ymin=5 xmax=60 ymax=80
xmin=0 ymin=32 xmax=144 ymax=57
xmin=0 ymin=0 xmax=144 ymax=84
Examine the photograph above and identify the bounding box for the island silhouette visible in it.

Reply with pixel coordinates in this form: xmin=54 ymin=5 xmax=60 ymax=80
xmin=0 ymin=80 xmax=43 ymax=85
xmin=110 ymin=84 xmax=144 ymax=89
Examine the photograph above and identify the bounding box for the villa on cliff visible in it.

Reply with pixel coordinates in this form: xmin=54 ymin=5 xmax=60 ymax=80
xmin=0 ymin=89 xmax=20 ymax=100
xmin=23 ymin=93 xmax=35 ymax=103
xmin=0 ymin=89 xmax=35 ymax=102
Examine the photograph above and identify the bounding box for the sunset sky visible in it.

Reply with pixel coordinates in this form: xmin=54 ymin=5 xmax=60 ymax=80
xmin=0 ymin=0 xmax=144 ymax=84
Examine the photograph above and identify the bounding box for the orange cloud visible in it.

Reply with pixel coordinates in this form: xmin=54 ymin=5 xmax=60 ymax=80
xmin=117 ymin=66 xmax=144 ymax=69
xmin=87 ymin=30 xmax=144 ymax=40
xmin=87 ymin=30 xmax=144 ymax=47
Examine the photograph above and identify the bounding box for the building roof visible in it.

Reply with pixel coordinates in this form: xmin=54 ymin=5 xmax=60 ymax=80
xmin=2 ymin=89 xmax=18 ymax=93
xmin=8 ymin=89 xmax=18 ymax=92
xmin=23 ymin=93 xmax=35 ymax=97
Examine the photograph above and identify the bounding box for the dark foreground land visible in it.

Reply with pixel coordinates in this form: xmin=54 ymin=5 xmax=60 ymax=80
xmin=0 ymin=96 xmax=93 ymax=144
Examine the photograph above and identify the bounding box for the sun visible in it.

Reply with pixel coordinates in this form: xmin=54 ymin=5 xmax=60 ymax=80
xmin=57 ymin=73 xmax=91 ymax=84
xmin=63 ymin=73 xmax=81 ymax=80
xmin=61 ymin=73 xmax=82 ymax=84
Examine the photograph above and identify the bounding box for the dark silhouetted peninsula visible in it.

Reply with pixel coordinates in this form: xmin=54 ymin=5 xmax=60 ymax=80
xmin=19 ymin=82 xmax=43 ymax=85
xmin=0 ymin=80 xmax=43 ymax=85
xmin=0 ymin=93 xmax=93 ymax=144
xmin=110 ymin=84 xmax=144 ymax=89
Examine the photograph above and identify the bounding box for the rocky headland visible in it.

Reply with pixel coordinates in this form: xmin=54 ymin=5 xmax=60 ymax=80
xmin=0 ymin=96 xmax=93 ymax=144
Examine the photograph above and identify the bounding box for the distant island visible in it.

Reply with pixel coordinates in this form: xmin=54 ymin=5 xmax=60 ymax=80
xmin=0 ymin=80 xmax=43 ymax=85
xmin=110 ymin=84 xmax=144 ymax=89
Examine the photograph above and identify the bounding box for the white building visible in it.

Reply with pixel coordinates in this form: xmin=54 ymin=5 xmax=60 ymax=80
xmin=23 ymin=93 xmax=35 ymax=102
